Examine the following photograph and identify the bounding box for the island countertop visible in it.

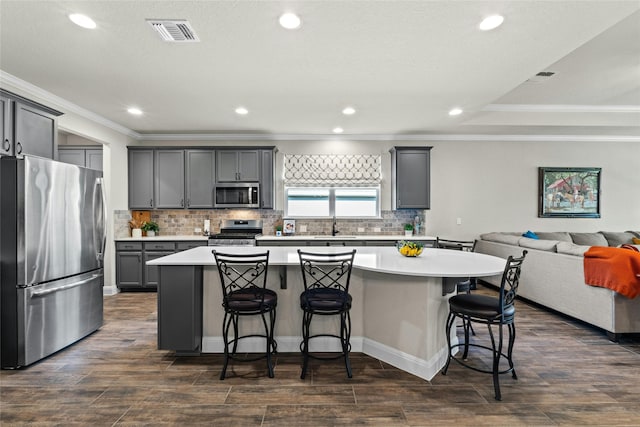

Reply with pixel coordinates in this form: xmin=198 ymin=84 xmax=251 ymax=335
xmin=255 ymin=234 xmax=437 ymax=241
xmin=146 ymin=245 xmax=506 ymax=278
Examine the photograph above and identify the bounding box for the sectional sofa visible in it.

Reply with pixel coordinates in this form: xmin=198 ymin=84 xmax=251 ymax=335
xmin=475 ymin=231 xmax=640 ymax=341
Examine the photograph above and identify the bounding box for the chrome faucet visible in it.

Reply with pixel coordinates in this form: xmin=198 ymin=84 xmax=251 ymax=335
xmin=332 ymin=216 xmax=339 ymax=236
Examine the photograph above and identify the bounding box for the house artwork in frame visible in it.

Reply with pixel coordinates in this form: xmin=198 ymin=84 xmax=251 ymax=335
xmin=539 ymin=167 xmax=601 ymax=218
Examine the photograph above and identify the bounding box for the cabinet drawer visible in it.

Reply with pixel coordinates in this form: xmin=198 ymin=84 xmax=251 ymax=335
xmin=176 ymin=241 xmax=207 ymax=251
xmin=116 ymin=242 xmax=143 ymax=251
xmin=144 ymin=242 xmax=176 ymax=251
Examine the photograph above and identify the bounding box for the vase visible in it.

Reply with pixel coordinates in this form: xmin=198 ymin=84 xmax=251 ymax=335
xmin=146 ymin=230 xmax=156 ymax=237
xmin=405 ymin=230 xmax=413 ymax=237
xmin=132 ymin=228 xmax=142 ymax=238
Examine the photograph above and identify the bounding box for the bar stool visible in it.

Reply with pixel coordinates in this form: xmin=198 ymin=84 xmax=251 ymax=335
xmin=441 ymin=250 xmax=527 ymax=400
xmin=297 ymin=249 xmax=356 ymax=379
xmin=212 ymin=250 xmax=277 ymax=380
xmin=436 ymin=237 xmax=477 ymax=293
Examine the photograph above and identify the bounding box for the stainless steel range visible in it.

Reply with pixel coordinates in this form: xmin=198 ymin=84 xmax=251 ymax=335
xmin=208 ymin=219 xmax=263 ymax=246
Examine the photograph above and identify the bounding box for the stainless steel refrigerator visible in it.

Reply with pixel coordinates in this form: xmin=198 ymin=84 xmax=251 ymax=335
xmin=1 ymin=155 xmax=106 ymax=368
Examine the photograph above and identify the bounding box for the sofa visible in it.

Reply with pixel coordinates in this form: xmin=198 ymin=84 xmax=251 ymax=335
xmin=475 ymin=231 xmax=640 ymax=341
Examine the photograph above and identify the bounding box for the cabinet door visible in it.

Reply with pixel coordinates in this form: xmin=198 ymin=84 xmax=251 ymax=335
xmin=260 ymin=149 xmax=274 ymax=209
xmin=128 ymin=150 xmax=155 ymax=209
xmin=14 ymin=101 xmax=57 ymax=159
xmin=86 ymin=149 xmax=103 ymax=171
xmin=394 ymin=148 xmax=431 ymax=209
xmin=144 ymin=251 xmax=175 ymax=288
xmin=155 ymin=150 xmax=185 ymax=208
xmin=116 ymin=251 xmax=143 ymax=288
xmin=216 ymin=150 xmax=239 ymax=181
xmin=0 ymin=96 xmax=12 ymax=156
xmin=237 ymin=150 xmax=259 ymax=181
xmin=185 ymin=150 xmax=215 ymax=208
xmin=58 ymin=149 xmax=86 ymax=167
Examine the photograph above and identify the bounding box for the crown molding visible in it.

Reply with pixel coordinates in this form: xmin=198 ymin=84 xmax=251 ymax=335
xmin=0 ymin=70 xmax=141 ymax=139
xmin=483 ymin=103 xmax=640 ymax=113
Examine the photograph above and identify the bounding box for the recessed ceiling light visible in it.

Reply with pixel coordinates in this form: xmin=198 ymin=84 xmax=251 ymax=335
xmin=333 ymin=127 xmax=344 ymax=134
xmin=342 ymin=107 xmax=356 ymax=115
xmin=448 ymin=108 xmax=463 ymax=116
xmin=279 ymin=13 xmax=302 ymax=30
xmin=127 ymin=107 xmax=143 ymax=116
xmin=479 ymin=15 xmax=504 ymax=31
xmin=235 ymin=107 xmax=249 ymax=115
xmin=69 ymin=13 xmax=97 ymax=29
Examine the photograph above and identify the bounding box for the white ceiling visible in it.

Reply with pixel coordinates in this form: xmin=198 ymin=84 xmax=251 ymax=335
xmin=1 ymin=1 xmax=639 ymax=140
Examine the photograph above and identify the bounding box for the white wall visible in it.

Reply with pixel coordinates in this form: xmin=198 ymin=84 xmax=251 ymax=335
xmin=140 ymin=138 xmax=640 ymax=240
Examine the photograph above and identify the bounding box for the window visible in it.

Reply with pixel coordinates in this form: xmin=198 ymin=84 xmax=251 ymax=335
xmin=285 ymin=187 xmax=380 ymax=218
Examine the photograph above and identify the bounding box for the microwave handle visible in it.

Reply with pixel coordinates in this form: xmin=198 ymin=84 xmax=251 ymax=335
xmin=248 ymin=188 xmax=253 ymax=204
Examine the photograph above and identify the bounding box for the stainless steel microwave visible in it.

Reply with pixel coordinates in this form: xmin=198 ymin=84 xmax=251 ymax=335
xmin=214 ymin=183 xmax=260 ymax=208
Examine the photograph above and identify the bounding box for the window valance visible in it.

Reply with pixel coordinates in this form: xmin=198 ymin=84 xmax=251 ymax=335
xmin=283 ymin=154 xmax=382 ymax=185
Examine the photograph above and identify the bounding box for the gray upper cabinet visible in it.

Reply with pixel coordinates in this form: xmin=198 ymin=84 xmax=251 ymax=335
xmin=129 ymin=149 xmax=155 ymax=209
xmin=1 ymin=90 xmax=61 ymax=159
xmin=391 ymin=146 xmax=432 ymax=210
xmin=186 ymin=150 xmax=215 ymax=208
xmin=1 ymin=95 xmax=12 ymax=156
xmin=260 ymin=149 xmax=274 ymax=209
xmin=14 ymin=101 xmax=57 ymax=159
xmin=155 ymin=150 xmax=185 ymax=209
xmin=58 ymin=147 xmax=103 ymax=171
xmin=216 ymin=150 xmax=259 ymax=182
xmin=58 ymin=149 xmax=85 ymax=167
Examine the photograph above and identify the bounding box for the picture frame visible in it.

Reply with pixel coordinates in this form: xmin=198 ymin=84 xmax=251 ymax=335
xmin=538 ymin=167 xmax=601 ymax=218
xmin=283 ymin=219 xmax=296 ymax=234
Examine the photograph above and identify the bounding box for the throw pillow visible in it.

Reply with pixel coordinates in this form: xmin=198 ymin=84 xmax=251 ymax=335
xmin=536 ymin=232 xmax=573 ymax=242
xmin=569 ymin=232 xmax=608 ymax=247
xmin=522 ymin=230 xmax=539 ymax=239
xmin=633 ymin=237 xmax=640 ymax=245
xmin=600 ymin=231 xmax=635 ymax=247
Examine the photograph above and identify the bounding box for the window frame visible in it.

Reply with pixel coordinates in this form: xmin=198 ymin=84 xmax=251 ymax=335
xmin=284 ymin=185 xmax=381 ymax=219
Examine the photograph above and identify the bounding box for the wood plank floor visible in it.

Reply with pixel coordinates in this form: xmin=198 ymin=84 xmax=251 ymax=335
xmin=2 ymin=285 xmax=640 ymax=426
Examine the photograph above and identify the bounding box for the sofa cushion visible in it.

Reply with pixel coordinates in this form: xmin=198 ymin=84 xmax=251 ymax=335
xmin=480 ymin=233 xmax=522 ymax=245
xmin=556 ymin=242 xmax=591 ymax=256
xmin=628 ymin=231 xmax=640 ymax=238
xmin=570 ymin=232 xmax=608 ymax=247
xmin=600 ymin=231 xmax=636 ymax=247
xmin=518 ymin=237 xmax=559 ymax=252
xmin=535 ymin=232 xmax=573 ymax=242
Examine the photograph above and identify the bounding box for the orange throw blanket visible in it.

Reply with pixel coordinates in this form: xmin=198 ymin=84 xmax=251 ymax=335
xmin=584 ymin=246 xmax=640 ymax=298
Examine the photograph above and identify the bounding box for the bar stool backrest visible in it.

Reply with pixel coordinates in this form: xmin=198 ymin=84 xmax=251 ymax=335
xmin=436 ymin=237 xmax=477 ymax=252
xmin=213 ymin=251 xmax=270 ymax=303
xmin=499 ymin=251 xmax=527 ymax=321
xmin=297 ymin=250 xmax=356 ymax=293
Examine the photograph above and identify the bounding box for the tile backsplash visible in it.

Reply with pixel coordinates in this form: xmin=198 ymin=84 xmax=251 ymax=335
xmin=114 ymin=209 xmax=425 ymax=238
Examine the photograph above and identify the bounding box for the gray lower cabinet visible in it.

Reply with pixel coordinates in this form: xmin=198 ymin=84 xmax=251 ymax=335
xmin=115 ymin=242 xmax=143 ymax=289
xmin=391 ymin=146 xmax=432 ymax=209
xmin=185 ymin=150 xmax=215 ymax=208
xmin=155 ymin=150 xmax=185 ymax=208
xmin=116 ymin=240 xmax=206 ymax=290
xmin=128 ymin=150 xmax=155 ymax=209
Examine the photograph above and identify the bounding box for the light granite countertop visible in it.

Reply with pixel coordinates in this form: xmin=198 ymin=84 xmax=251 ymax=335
xmin=115 ymin=235 xmax=209 ymax=242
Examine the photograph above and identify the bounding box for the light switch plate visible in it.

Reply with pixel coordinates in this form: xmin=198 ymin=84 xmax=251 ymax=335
xmin=373 ymin=227 xmax=381 ymax=233
xmin=300 ymin=225 xmax=308 ymax=232
xmin=357 ymin=227 xmax=365 ymax=232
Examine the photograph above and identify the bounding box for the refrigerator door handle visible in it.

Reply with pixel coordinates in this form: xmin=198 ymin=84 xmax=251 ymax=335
xmin=96 ymin=178 xmax=107 ymax=262
xmin=30 ymin=274 xmax=102 ymax=298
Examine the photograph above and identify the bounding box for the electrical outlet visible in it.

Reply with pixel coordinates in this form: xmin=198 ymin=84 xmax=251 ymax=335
xmin=194 ymin=227 xmax=202 ymax=233
xmin=300 ymin=224 xmax=307 ymax=232
xmin=373 ymin=227 xmax=381 ymax=233
xmin=456 ymin=218 xmax=462 ymax=225
xmin=357 ymin=227 xmax=365 ymax=233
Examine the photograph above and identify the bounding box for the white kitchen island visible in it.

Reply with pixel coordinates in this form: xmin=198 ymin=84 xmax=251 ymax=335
xmin=147 ymin=245 xmax=506 ymax=381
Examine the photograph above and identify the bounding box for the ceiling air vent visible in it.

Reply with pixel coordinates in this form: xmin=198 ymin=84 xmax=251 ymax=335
xmin=147 ymin=19 xmax=199 ymax=42
xmin=526 ymin=71 xmax=556 ymax=83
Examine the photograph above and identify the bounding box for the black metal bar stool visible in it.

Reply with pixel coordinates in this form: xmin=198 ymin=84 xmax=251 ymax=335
xmin=212 ymin=250 xmax=277 ymax=380
xmin=441 ymin=250 xmax=527 ymax=400
xmin=297 ymin=249 xmax=356 ymax=379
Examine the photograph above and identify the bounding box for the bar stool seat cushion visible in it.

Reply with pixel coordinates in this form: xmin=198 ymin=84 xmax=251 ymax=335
xmin=225 ymin=289 xmax=278 ymax=311
xmin=301 ymin=288 xmax=352 ymax=312
xmin=449 ymin=294 xmax=515 ymax=320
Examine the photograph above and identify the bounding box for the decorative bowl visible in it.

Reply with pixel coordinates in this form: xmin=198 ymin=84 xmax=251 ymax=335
xmin=397 ymin=240 xmax=424 ymax=257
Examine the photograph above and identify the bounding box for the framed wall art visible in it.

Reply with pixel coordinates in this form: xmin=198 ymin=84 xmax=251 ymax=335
xmin=538 ymin=167 xmax=601 ymax=218
xmin=283 ymin=219 xmax=296 ymax=234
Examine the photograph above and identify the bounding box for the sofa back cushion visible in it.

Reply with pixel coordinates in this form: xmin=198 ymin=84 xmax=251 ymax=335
xmin=570 ymin=232 xmax=608 ymax=247
xmin=556 ymin=242 xmax=591 ymax=256
xmin=600 ymin=231 xmax=636 ymax=247
xmin=479 ymin=232 xmax=522 ymax=245
xmin=535 ymin=232 xmax=573 ymax=242
xmin=518 ymin=237 xmax=559 ymax=252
